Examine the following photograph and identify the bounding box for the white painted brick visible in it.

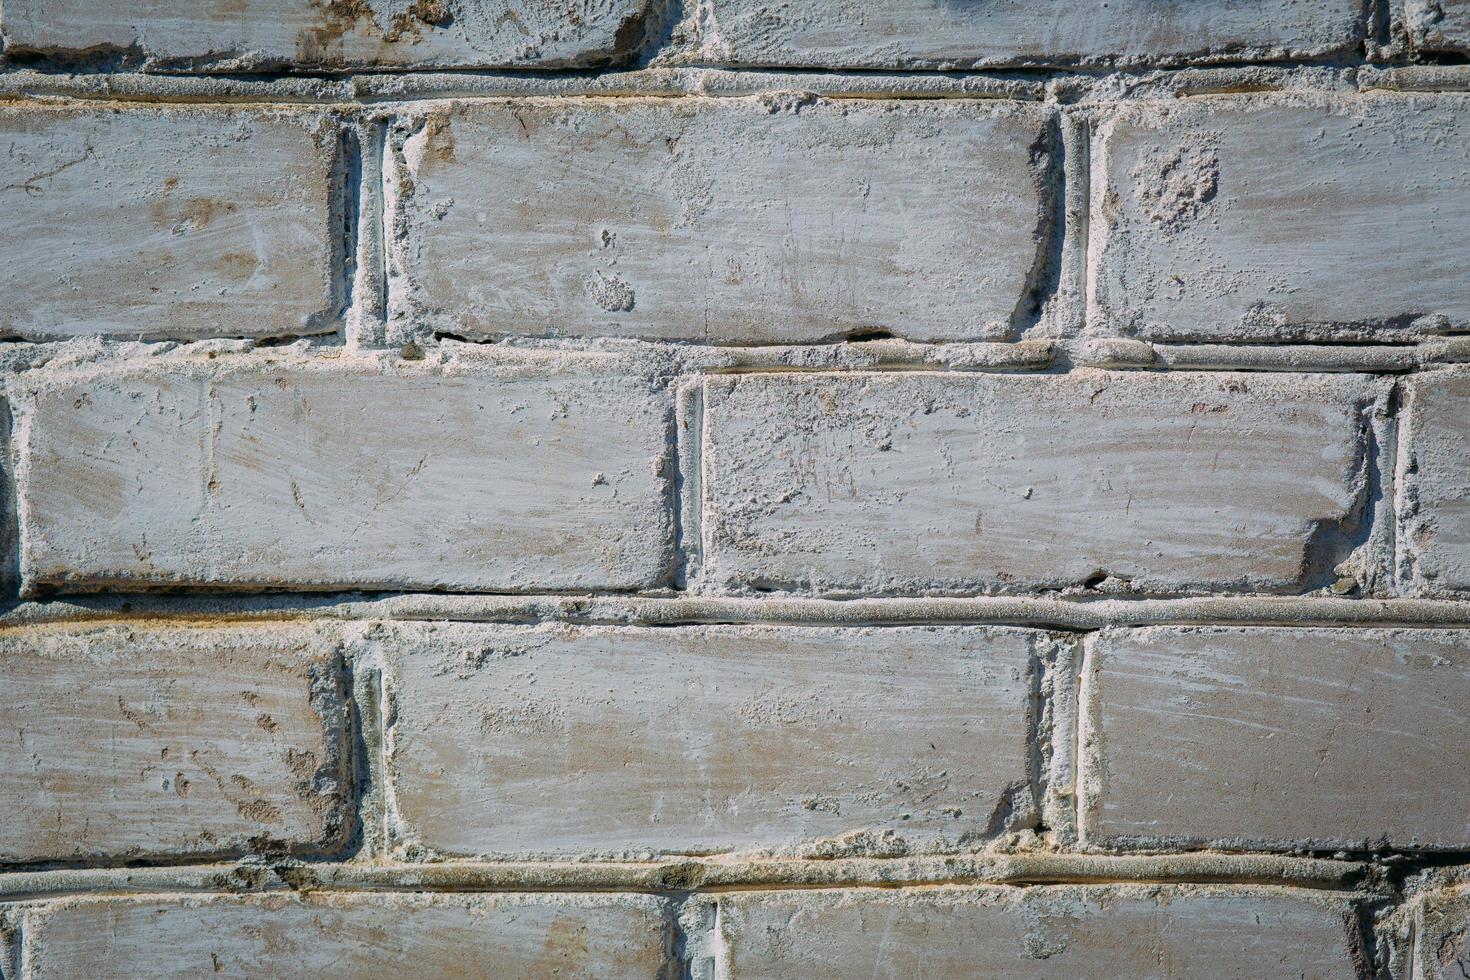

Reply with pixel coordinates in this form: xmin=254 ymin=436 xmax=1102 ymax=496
xmin=16 ymin=353 xmax=673 ymax=594
xmin=700 ymin=370 xmax=1380 ymax=596
xmin=391 ymin=98 xmax=1053 ymax=343
xmin=1401 ymin=370 xmax=1470 ymax=595
xmin=1407 ymin=0 xmax=1470 ymax=53
xmin=0 ymin=0 xmax=649 ymax=70
xmin=714 ymin=886 xmax=1363 ymax=978
xmin=0 ymin=623 xmax=348 ymax=865
xmin=1081 ymin=627 xmax=1470 ymax=851
xmin=22 ymin=893 xmax=672 ymax=978
xmin=375 ymin=623 xmax=1061 ymax=857
xmin=1093 ymin=93 xmax=1470 ymax=341
xmin=0 ymin=105 xmax=342 ymax=341
xmin=695 ymin=0 xmax=1362 ymax=68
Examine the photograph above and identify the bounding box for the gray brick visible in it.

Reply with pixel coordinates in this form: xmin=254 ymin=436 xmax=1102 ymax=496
xmin=1407 ymin=0 xmax=1470 ymax=53
xmin=1093 ymin=93 xmax=1470 ymax=341
xmin=1 ymin=0 xmax=650 ymax=70
xmin=0 ymin=624 xmax=348 ymax=865
xmin=0 ymin=105 xmax=342 ymax=341
xmin=17 ymin=355 xmax=673 ymax=594
xmin=692 ymin=0 xmax=1363 ymax=68
xmin=390 ymin=98 xmax=1053 ymax=344
xmin=22 ymin=893 xmax=672 ymax=978
xmin=1401 ymin=370 xmax=1470 ymax=595
xmin=1081 ymin=626 xmax=1470 ymax=851
xmin=376 ymin=623 xmax=1061 ymax=857
xmin=700 ymin=370 xmax=1380 ymax=596
xmin=715 ymin=886 xmax=1362 ymax=979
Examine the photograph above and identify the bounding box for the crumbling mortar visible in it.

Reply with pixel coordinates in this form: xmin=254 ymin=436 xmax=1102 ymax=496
xmin=0 ymin=401 xmax=18 ymax=603
xmin=344 ymin=658 xmax=389 ymax=863
xmin=5 ymin=60 xmax=1470 ymax=109
xmin=1375 ymin=382 xmax=1404 ymax=597
xmin=1029 ymin=634 xmax=1080 ymax=848
xmin=1074 ymin=634 xmax=1101 ymax=847
xmin=344 ymin=115 xmax=389 ymax=349
xmin=1006 ymin=110 xmax=1067 ymax=340
xmin=0 ymin=852 xmax=1379 ymax=902
xmin=7 ymin=331 xmax=1470 ymax=378
xmin=374 ymin=655 xmax=409 ymax=861
xmin=654 ymin=394 xmax=684 ymax=592
xmin=0 ymin=908 xmax=19 ymax=980
xmin=676 ymin=895 xmax=720 ymax=980
xmin=1045 ymin=108 xmax=1090 ymax=339
xmin=1396 ymin=379 xmax=1425 ymax=594
xmin=317 ymin=116 xmax=359 ymax=345
xmin=1299 ymin=388 xmax=1393 ymax=597
xmin=15 ymin=594 xmax=1470 ymax=631
xmin=671 ymin=378 xmax=704 ymax=589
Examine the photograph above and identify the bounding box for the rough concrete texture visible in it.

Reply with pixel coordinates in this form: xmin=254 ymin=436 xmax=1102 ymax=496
xmin=389 ymin=97 xmax=1053 ymax=343
xmin=1093 ymin=93 xmax=1470 ymax=342
xmin=1081 ymin=626 xmax=1470 ymax=851
xmin=0 ymin=104 xmax=343 ymax=341
xmin=20 ymin=893 xmax=674 ymax=978
xmin=0 ymin=623 xmax=348 ymax=865
xmin=0 ymin=0 xmax=652 ymax=71
xmin=689 ymin=0 xmax=1363 ymax=69
xmin=1400 ymin=370 xmax=1470 ymax=595
xmin=1398 ymin=884 xmax=1470 ymax=980
xmin=700 ymin=370 xmax=1382 ymax=596
xmin=370 ymin=622 xmax=1067 ymax=858
xmin=1406 ymin=0 xmax=1470 ymax=53
xmin=15 ymin=350 xmax=674 ymax=594
xmin=709 ymin=885 xmax=1365 ymax=978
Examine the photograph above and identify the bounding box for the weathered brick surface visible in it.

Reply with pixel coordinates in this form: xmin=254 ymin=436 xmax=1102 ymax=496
xmin=1402 ymin=886 xmax=1470 ymax=980
xmin=0 ymin=0 xmax=650 ymax=70
xmin=1401 ymin=370 xmax=1470 ymax=595
xmin=0 ymin=105 xmax=343 ymax=341
xmin=16 ymin=354 xmax=674 ymax=594
xmin=1093 ymin=93 xmax=1470 ymax=342
xmin=0 ymin=624 xmax=348 ymax=865
xmin=376 ymin=622 xmax=1061 ymax=857
xmin=0 ymin=915 xmax=14 ymax=980
xmin=694 ymin=0 xmax=1363 ymax=69
xmin=713 ymin=886 xmax=1363 ymax=978
xmin=390 ymin=98 xmax=1053 ymax=343
xmin=21 ymin=893 xmax=673 ymax=978
xmin=1406 ymin=0 xmax=1470 ymax=53
xmin=4 ymin=1 xmax=1468 ymax=968
xmin=1081 ymin=626 xmax=1470 ymax=851
xmin=700 ymin=370 xmax=1380 ymax=596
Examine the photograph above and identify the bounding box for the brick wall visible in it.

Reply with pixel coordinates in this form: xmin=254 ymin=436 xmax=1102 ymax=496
xmin=4 ymin=2 xmax=1470 ymax=976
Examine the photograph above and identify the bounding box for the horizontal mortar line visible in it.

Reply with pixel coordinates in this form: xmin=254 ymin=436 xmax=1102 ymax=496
xmin=0 ymin=46 xmax=1439 ymax=89
xmin=436 ymin=335 xmax=1470 ymax=371
xmin=0 ymin=60 xmax=1468 ymax=106
xmin=7 ymin=594 xmax=1470 ymax=631
xmin=670 ymin=337 xmax=1470 ymax=374
xmin=0 ymin=59 xmax=1324 ymax=87
xmin=0 ymin=65 xmax=1042 ymax=105
xmin=1141 ymin=338 xmax=1470 ymax=372
xmin=5 ymin=337 xmax=1470 ymax=378
xmin=424 ymin=334 xmax=1063 ymax=364
xmin=0 ymin=853 xmax=1370 ymax=903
